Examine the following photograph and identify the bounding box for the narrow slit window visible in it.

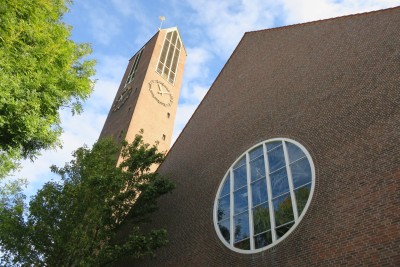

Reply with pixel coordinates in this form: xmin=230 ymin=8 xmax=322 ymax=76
xmin=126 ymin=49 xmax=143 ymax=85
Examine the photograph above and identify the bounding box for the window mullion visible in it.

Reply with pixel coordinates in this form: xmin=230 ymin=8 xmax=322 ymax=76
xmin=263 ymin=143 xmax=277 ymax=242
xmin=169 ymin=45 xmax=177 ymax=83
xmin=229 ymin=168 xmax=234 ymax=246
xmin=246 ymin=153 xmax=254 ymax=250
xmin=283 ymin=141 xmax=299 ymax=221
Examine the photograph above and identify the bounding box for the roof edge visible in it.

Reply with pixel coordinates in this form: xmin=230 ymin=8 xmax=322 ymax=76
xmin=246 ymin=6 xmax=400 ymax=35
xmin=159 ymin=26 xmax=187 ymax=56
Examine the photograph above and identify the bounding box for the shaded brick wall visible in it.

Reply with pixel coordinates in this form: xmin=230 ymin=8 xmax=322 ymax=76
xmin=117 ymin=7 xmax=400 ymax=267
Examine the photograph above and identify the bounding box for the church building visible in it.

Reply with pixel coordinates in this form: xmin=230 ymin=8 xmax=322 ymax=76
xmin=106 ymin=7 xmax=399 ymax=266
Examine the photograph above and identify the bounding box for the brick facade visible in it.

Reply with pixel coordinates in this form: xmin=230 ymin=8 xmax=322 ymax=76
xmin=116 ymin=7 xmax=400 ymax=266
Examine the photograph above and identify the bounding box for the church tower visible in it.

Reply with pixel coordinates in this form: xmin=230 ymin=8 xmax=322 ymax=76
xmin=100 ymin=27 xmax=186 ymax=156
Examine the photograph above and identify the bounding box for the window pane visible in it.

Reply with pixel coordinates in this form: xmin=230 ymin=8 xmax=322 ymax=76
xmin=168 ymin=72 xmax=175 ymax=83
xmin=286 ymin=142 xmax=306 ymax=163
xmin=166 ymin=46 xmax=174 ymax=68
xmin=234 ymin=156 xmax=246 ymax=168
xmin=295 ymin=184 xmax=311 ymax=215
xmin=234 ymin=211 xmax=250 ymax=242
xmin=218 ymin=195 xmax=230 ymax=221
xmin=250 ymin=156 xmax=266 ymax=182
xmin=233 ymin=164 xmax=247 ymax=190
xmin=253 ymin=203 xmax=271 ymax=234
xmin=157 ymin=62 xmax=163 ymax=74
xmin=276 ymin=222 xmax=294 ymax=239
xmin=254 ymin=231 xmax=272 ymax=249
xmin=266 ymin=141 xmax=281 ymax=151
xmin=234 ymin=238 xmax=250 ymax=250
xmin=163 ymin=66 xmax=169 ymax=78
xmin=159 ymin=41 xmax=169 ymax=63
xmin=171 ymin=48 xmax=179 ymax=73
xmin=251 ymin=179 xmax=268 ymax=206
xmin=273 ymin=193 xmax=294 ymax=227
xmin=249 ymin=145 xmax=263 ymax=160
xmin=234 ymin=187 xmax=248 ymax=215
xmin=270 ymin=167 xmax=289 ymax=197
xmin=176 ymin=39 xmax=181 ymax=50
xmin=267 ymin=145 xmax=285 ymax=173
xmin=220 ymin=175 xmax=230 ymax=197
xmin=218 ymin=219 xmax=230 ymax=243
xmin=291 ymin=157 xmax=312 ymax=189
xmin=166 ymin=31 xmax=172 ymax=40
xmin=171 ymin=31 xmax=178 ymax=44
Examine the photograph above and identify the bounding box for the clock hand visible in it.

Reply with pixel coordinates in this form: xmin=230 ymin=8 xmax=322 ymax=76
xmin=157 ymin=83 xmax=165 ymax=95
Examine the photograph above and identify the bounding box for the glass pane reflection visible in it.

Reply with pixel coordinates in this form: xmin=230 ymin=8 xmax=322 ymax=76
xmin=295 ymin=184 xmax=311 ymax=215
xmin=234 ymin=238 xmax=250 ymax=250
xmin=250 ymin=156 xmax=266 ymax=181
xmin=220 ymin=175 xmax=230 ymax=197
xmin=233 ymin=164 xmax=247 ymax=190
xmin=270 ymin=167 xmax=289 ymax=197
xmin=253 ymin=203 xmax=271 ymax=234
xmin=249 ymin=145 xmax=263 ymax=160
xmin=218 ymin=219 xmax=230 ymax=243
xmin=234 ymin=156 xmax=246 ymax=168
xmin=234 ymin=212 xmax=250 ymax=242
xmin=254 ymin=231 xmax=272 ymax=249
xmin=290 ymin=157 xmax=312 ymax=189
xmin=273 ymin=193 xmax=294 ymax=227
xmin=218 ymin=195 xmax=230 ymax=221
xmin=234 ymin=187 xmax=248 ymax=215
xmin=267 ymin=145 xmax=285 ymax=172
xmin=266 ymin=141 xmax=282 ymax=151
xmin=251 ymin=179 xmax=268 ymax=206
xmin=286 ymin=141 xmax=306 ymax=163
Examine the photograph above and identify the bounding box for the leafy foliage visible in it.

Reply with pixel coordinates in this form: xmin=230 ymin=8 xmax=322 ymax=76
xmin=0 ymin=135 xmax=175 ymax=266
xmin=0 ymin=0 xmax=95 ymax=178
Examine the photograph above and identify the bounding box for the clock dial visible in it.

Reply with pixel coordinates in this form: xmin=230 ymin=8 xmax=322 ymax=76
xmin=112 ymin=86 xmax=135 ymax=112
xmin=149 ymin=80 xmax=173 ymax=107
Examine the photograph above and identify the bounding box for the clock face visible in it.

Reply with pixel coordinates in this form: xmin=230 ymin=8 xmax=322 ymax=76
xmin=112 ymin=86 xmax=135 ymax=112
xmin=149 ymin=80 xmax=173 ymax=107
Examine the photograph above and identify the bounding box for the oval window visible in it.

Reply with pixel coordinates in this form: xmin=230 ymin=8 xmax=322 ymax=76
xmin=213 ymin=138 xmax=315 ymax=253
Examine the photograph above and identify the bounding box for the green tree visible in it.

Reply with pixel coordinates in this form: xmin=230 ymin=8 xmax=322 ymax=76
xmin=0 ymin=134 xmax=175 ymax=266
xmin=0 ymin=0 xmax=95 ymax=178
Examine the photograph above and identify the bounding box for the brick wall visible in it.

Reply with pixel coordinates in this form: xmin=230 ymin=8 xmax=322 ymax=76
xmin=116 ymin=7 xmax=400 ymax=266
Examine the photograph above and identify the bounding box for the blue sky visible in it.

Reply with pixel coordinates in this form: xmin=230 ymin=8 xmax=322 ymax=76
xmin=10 ymin=0 xmax=400 ymax=198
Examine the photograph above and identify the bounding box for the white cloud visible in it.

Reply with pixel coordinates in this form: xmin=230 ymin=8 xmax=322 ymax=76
xmin=281 ymin=0 xmax=400 ymax=24
xmin=186 ymin=0 xmax=279 ymax=58
xmin=171 ymin=102 xmax=199 ymax=144
xmin=184 ymin=47 xmax=212 ymax=82
xmin=96 ymin=55 xmax=128 ymax=82
xmin=111 ymin=0 xmax=136 ymax=16
xmin=86 ymin=6 xmax=122 ymax=44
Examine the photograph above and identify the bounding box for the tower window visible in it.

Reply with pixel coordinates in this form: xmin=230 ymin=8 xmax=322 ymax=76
xmin=214 ymin=138 xmax=315 ymax=253
xmin=162 ymin=134 xmax=166 ymax=141
xmin=167 ymin=112 xmax=170 ymax=118
xmin=126 ymin=49 xmax=144 ymax=86
xmin=157 ymin=30 xmax=181 ymax=84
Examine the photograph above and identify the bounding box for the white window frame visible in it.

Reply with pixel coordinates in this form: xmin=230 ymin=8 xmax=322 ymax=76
xmin=213 ymin=138 xmax=315 ymax=254
xmin=156 ymin=29 xmax=182 ymax=85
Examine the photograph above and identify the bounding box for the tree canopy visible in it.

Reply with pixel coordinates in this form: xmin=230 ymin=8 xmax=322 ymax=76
xmin=0 ymin=135 xmax=175 ymax=266
xmin=0 ymin=0 xmax=95 ymax=178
